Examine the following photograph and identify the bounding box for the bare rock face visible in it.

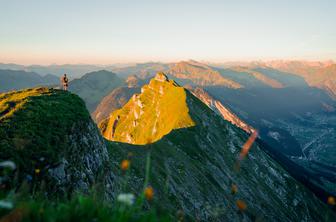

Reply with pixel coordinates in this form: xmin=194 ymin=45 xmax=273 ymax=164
xmin=47 ymin=120 xmax=112 ymax=195
xmin=154 ymin=72 xmax=169 ymax=82
xmin=126 ymin=75 xmax=142 ymax=88
xmin=189 ymin=87 xmax=255 ymax=134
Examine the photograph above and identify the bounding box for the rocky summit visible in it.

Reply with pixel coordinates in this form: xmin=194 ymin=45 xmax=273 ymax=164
xmin=100 ymin=72 xmax=195 ymax=144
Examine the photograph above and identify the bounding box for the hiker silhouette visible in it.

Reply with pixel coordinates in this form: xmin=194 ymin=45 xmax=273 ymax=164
xmin=61 ymin=74 xmax=69 ymax=91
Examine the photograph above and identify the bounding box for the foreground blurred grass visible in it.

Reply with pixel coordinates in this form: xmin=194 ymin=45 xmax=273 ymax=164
xmin=0 ymin=194 xmax=171 ymax=222
xmin=0 ymin=148 xmax=173 ymax=222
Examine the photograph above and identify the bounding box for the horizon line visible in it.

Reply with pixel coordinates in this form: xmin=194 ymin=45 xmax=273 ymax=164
xmin=1 ymin=58 xmax=335 ymax=67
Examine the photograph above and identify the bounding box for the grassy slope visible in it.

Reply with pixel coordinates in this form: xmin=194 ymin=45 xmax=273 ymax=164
xmin=0 ymin=87 xmax=90 ymax=175
xmin=106 ymin=91 xmax=335 ymax=221
xmin=101 ymin=78 xmax=195 ymax=144
xmin=0 ymin=194 xmax=172 ymax=222
xmin=0 ymin=88 xmax=173 ymax=221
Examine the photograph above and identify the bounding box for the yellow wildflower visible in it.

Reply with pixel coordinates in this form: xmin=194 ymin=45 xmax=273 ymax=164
xmin=231 ymin=184 xmax=238 ymax=194
xmin=120 ymin=160 xmax=130 ymax=171
xmin=236 ymin=200 xmax=247 ymax=211
xmin=144 ymin=186 xmax=154 ymax=201
xmin=327 ymin=196 xmax=336 ymax=206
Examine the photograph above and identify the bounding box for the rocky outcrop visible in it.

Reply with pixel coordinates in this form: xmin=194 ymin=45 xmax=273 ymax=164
xmin=154 ymin=72 xmax=169 ymax=82
xmin=188 ymin=87 xmax=255 ymax=133
xmin=47 ymin=120 xmax=112 ymax=195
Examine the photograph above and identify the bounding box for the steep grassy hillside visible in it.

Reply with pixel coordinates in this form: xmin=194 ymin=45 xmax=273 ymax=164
xmin=69 ymin=70 xmax=124 ymax=112
xmin=101 ymin=73 xmax=195 ymax=144
xmin=0 ymin=87 xmax=110 ymax=195
xmin=0 ymin=69 xmax=58 ymax=92
xmin=99 ymin=73 xmax=335 ymax=221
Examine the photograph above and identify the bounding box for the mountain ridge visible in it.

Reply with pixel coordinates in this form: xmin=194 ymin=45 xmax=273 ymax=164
xmin=101 ymin=72 xmax=195 ymax=144
xmin=100 ymin=73 xmax=334 ymax=220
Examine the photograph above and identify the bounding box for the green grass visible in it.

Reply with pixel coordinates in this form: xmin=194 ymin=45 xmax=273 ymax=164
xmin=101 ymin=78 xmax=195 ymax=144
xmin=0 ymin=87 xmax=90 ymax=185
xmin=0 ymin=193 xmax=172 ymax=222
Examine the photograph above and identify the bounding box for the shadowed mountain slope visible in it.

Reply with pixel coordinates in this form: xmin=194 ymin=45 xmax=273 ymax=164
xmin=186 ymin=86 xmax=255 ymax=134
xmin=101 ymin=73 xmax=334 ymax=221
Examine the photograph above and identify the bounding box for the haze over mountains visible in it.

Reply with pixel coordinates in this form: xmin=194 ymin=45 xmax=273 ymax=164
xmin=69 ymin=70 xmax=124 ymax=112
xmin=0 ymin=63 xmax=113 ymax=79
xmin=0 ymin=69 xmax=58 ymax=92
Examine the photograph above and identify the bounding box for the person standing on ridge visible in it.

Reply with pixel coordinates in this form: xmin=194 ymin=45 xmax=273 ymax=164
xmin=61 ymin=74 xmax=69 ymax=91
xmin=112 ymin=115 xmax=120 ymax=138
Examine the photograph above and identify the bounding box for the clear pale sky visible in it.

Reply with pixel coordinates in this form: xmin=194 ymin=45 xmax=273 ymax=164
xmin=0 ymin=0 xmax=335 ymax=65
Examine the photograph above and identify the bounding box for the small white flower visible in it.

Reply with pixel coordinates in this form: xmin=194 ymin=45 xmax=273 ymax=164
xmin=0 ymin=200 xmax=14 ymax=209
xmin=0 ymin=161 xmax=16 ymax=170
xmin=117 ymin=193 xmax=135 ymax=206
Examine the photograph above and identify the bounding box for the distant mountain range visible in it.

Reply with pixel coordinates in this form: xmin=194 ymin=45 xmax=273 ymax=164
xmin=261 ymin=61 xmax=336 ymax=99
xmin=0 ymin=63 xmax=114 ymax=79
xmin=2 ymin=60 xmax=335 ymax=95
xmin=69 ymin=70 xmax=124 ymax=112
xmin=0 ymin=69 xmax=58 ymax=92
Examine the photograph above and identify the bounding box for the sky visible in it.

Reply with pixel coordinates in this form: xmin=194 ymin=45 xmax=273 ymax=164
xmin=0 ymin=0 xmax=335 ymax=65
